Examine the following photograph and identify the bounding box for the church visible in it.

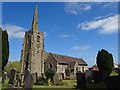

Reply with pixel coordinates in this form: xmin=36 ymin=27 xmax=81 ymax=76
xmin=20 ymin=4 xmax=88 ymax=80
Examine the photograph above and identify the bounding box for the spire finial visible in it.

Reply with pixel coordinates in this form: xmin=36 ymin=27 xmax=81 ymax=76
xmin=32 ymin=3 xmax=38 ymax=32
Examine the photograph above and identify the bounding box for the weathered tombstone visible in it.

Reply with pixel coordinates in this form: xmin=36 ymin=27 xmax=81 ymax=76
xmin=6 ymin=68 xmax=16 ymax=90
xmin=53 ymin=73 xmax=61 ymax=85
xmin=15 ymin=73 xmax=22 ymax=87
xmin=106 ymin=75 xmax=120 ymax=89
xmin=8 ymin=68 xmax=16 ymax=84
xmin=2 ymin=72 xmax=7 ymax=84
xmin=76 ymin=71 xmax=86 ymax=89
xmin=85 ymin=70 xmax=92 ymax=83
xmin=21 ymin=73 xmax=24 ymax=83
xmin=24 ymin=69 xmax=34 ymax=90
xmin=92 ymin=71 xmax=103 ymax=83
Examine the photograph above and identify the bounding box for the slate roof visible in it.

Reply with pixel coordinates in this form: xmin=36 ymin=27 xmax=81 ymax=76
xmin=67 ymin=61 xmax=77 ymax=69
xmin=44 ymin=52 xmax=87 ymax=66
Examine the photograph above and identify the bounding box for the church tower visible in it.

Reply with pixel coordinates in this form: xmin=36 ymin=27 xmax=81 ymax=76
xmin=20 ymin=4 xmax=45 ymax=77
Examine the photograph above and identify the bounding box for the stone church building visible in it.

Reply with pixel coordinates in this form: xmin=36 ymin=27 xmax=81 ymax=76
xmin=20 ymin=4 xmax=88 ymax=79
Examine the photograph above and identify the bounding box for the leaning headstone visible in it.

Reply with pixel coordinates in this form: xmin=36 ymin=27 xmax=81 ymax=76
xmin=24 ymin=69 xmax=34 ymax=90
xmin=2 ymin=72 xmax=7 ymax=84
xmin=76 ymin=71 xmax=86 ymax=89
xmin=8 ymin=68 xmax=16 ymax=84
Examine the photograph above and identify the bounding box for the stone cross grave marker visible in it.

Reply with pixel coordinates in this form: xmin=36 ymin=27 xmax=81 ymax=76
xmin=8 ymin=68 xmax=16 ymax=84
xmin=24 ymin=69 xmax=34 ymax=90
xmin=2 ymin=72 xmax=7 ymax=84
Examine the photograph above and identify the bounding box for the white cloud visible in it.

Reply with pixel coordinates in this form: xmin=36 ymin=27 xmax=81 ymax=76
xmin=72 ymin=45 xmax=91 ymax=50
xmin=2 ymin=24 xmax=26 ymax=39
xmin=60 ymin=34 xmax=73 ymax=38
xmin=44 ymin=31 xmax=48 ymax=38
xmin=77 ymin=14 xmax=118 ymax=34
xmin=64 ymin=2 xmax=91 ymax=14
xmin=103 ymin=2 xmax=118 ymax=8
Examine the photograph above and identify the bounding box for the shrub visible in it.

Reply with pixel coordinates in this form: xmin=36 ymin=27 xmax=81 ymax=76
xmin=35 ymin=77 xmax=47 ymax=85
xmin=45 ymin=68 xmax=56 ymax=82
xmin=96 ymin=49 xmax=114 ymax=76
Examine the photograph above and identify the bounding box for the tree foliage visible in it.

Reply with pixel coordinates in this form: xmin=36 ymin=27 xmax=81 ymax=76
xmin=4 ymin=61 xmax=20 ymax=75
xmin=0 ymin=28 xmax=9 ymax=71
xmin=45 ymin=68 xmax=56 ymax=82
xmin=96 ymin=49 xmax=114 ymax=75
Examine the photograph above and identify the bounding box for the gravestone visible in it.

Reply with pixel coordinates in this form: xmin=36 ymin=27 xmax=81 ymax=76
xmin=53 ymin=73 xmax=61 ymax=85
xmin=2 ymin=72 xmax=7 ymax=84
xmin=24 ymin=69 xmax=34 ymax=90
xmin=85 ymin=70 xmax=92 ymax=83
xmin=8 ymin=68 xmax=16 ymax=84
xmin=106 ymin=75 xmax=120 ymax=89
xmin=92 ymin=71 xmax=103 ymax=83
xmin=76 ymin=71 xmax=86 ymax=89
xmin=21 ymin=73 xmax=24 ymax=83
xmin=15 ymin=73 xmax=22 ymax=87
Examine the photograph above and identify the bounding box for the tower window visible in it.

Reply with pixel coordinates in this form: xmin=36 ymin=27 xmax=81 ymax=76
xmin=37 ymin=36 xmax=40 ymax=42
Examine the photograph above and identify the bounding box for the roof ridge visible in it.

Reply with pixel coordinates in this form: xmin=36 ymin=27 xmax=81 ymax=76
xmin=50 ymin=53 xmax=59 ymax=62
xmin=51 ymin=52 xmax=82 ymax=60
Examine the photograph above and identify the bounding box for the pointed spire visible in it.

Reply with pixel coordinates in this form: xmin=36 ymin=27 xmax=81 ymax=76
xmin=32 ymin=3 xmax=38 ymax=32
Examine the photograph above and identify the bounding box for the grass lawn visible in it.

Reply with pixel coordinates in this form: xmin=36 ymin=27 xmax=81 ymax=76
xmin=109 ymin=71 xmax=119 ymax=76
xmin=33 ymin=80 xmax=107 ymax=89
xmin=2 ymin=78 xmax=107 ymax=89
xmin=1 ymin=78 xmax=9 ymax=90
xmin=33 ymin=80 xmax=77 ymax=90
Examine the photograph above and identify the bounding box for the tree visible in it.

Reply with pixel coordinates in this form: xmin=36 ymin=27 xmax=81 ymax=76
xmin=45 ymin=68 xmax=56 ymax=82
xmin=4 ymin=61 xmax=20 ymax=75
xmin=96 ymin=49 xmax=114 ymax=75
xmin=0 ymin=28 xmax=9 ymax=71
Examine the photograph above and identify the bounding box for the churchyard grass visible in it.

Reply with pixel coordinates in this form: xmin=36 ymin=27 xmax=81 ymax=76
xmin=33 ymin=80 xmax=77 ymax=88
xmin=33 ymin=80 xmax=107 ymax=89
xmin=1 ymin=79 xmax=107 ymax=89
xmin=1 ymin=78 xmax=9 ymax=90
xmin=63 ymin=80 xmax=77 ymax=87
xmin=109 ymin=71 xmax=119 ymax=76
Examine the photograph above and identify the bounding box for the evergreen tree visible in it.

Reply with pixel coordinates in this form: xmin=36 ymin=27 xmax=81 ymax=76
xmin=45 ymin=68 xmax=55 ymax=82
xmin=96 ymin=49 xmax=114 ymax=75
xmin=0 ymin=28 xmax=9 ymax=71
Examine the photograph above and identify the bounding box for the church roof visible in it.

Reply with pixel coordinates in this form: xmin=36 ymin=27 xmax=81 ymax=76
xmin=67 ymin=61 xmax=77 ymax=69
xmin=45 ymin=52 xmax=87 ymax=66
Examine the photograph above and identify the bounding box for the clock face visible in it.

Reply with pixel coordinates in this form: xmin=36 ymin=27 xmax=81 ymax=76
xmin=37 ymin=44 xmax=40 ymax=48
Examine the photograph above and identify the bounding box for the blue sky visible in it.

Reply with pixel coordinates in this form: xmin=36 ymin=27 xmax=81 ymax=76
xmin=2 ymin=2 xmax=118 ymax=67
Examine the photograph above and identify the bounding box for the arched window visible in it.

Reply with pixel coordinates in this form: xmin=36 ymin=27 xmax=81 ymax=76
xmin=50 ymin=63 xmax=53 ymax=68
xmin=37 ymin=36 xmax=40 ymax=42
